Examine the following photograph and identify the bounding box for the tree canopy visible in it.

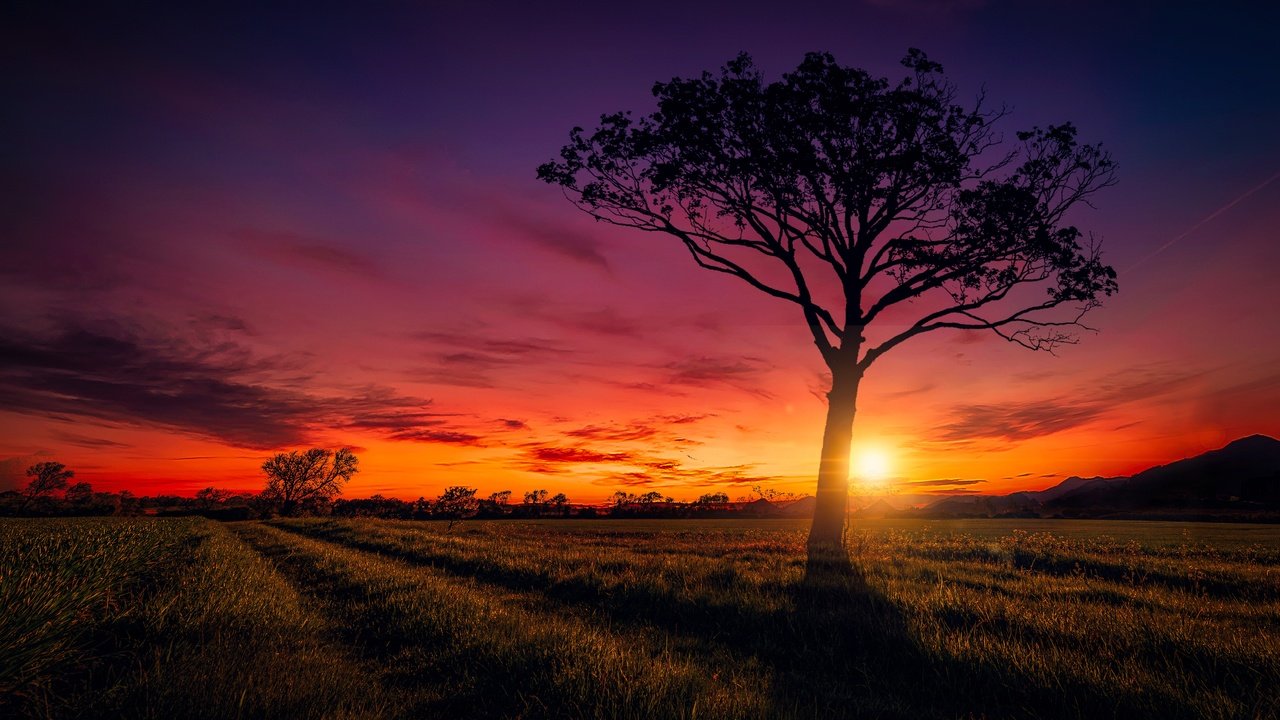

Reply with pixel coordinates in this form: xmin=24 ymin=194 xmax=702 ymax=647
xmin=538 ymin=50 xmax=1116 ymax=367
xmin=24 ymin=461 xmax=74 ymax=500
xmin=261 ymin=447 xmax=358 ymax=515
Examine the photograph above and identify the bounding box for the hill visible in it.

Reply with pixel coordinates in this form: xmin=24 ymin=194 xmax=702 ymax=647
xmin=1049 ymin=434 xmax=1280 ymax=514
xmin=899 ymin=435 xmax=1279 ymax=521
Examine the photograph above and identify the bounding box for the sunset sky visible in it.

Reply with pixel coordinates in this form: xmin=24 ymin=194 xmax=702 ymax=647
xmin=3 ymin=2 xmax=1278 ymax=502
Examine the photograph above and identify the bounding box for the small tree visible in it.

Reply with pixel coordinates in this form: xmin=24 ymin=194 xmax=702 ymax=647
xmin=195 ymin=486 xmax=232 ymax=509
xmin=696 ymin=492 xmax=730 ymax=505
xmin=489 ymin=490 xmax=512 ymax=506
xmin=261 ymin=448 xmax=358 ymax=516
xmin=64 ymin=482 xmax=94 ymax=505
xmin=523 ymin=489 xmax=548 ymax=516
xmin=435 ymin=486 xmax=478 ymax=530
xmin=22 ymin=461 xmax=73 ymax=511
xmin=539 ymin=50 xmax=1117 ymax=560
xmin=548 ymin=492 xmax=571 ymax=516
xmin=636 ymin=491 xmax=671 ymax=504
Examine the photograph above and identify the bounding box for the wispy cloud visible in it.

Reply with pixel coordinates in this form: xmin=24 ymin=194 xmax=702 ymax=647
xmin=0 ymin=317 xmax=481 ymax=450
xmin=52 ymin=432 xmax=133 ymax=449
xmin=899 ymin=478 xmax=987 ymax=487
xmin=660 ymin=356 xmax=775 ymax=399
xmin=929 ymin=365 xmax=1203 ymax=443
xmin=409 ymin=331 xmax=572 ymax=388
xmin=237 ymin=229 xmax=385 ymax=280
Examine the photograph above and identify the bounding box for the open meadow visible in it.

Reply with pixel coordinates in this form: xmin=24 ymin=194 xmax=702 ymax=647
xmin=3 ymin=516 xmax=1278 ymax=719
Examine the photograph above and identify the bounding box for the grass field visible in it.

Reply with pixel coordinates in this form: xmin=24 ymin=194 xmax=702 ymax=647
xmin=2 ymin=517 xmax=1277 ymax=719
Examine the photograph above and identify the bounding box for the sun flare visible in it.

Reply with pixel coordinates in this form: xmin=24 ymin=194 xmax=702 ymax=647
xmin=853 ymin=449 xmax=892 ymax=487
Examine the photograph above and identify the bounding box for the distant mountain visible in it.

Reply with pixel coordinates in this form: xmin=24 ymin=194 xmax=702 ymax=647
xmin=922 ymin=492 xmax=1041 ymax=518
xmin=1049 ymin=435 xmax=1280 ymax=512
xmin=883 ymin=435 xmax=1280 ymax=521
xmin=776 ymin=496 xmax=816 ymax=518
xmin=1028 ymin=475 xmax=1128 ymax=502
xmin=851 ymin=498 xmax=897 ymax=518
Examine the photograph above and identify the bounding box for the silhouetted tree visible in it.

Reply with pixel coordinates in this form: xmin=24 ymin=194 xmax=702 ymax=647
xmin=636 ymin=491 xmax=671 ymax=504
xmin=435 ymin=486 xmax=478 ymax=530
xmin=696 ymin=492 xmax=730 ymax=504
xmin=489 ymin=490 xmax=513 ymax=506
xmin=549 ymin=492 xmax=571 ymax=516
xmin=22 ymin=461 xmax=73 ymax=511
xmin=64 ymin=482 xmax=93 ymax=505
xmin=195 ymin=486 xmax=232 ymax=509
xmin=261 ymin=448 xmax=358 ymax=516
xmin=539 ymin=50 xmax=1118 ymax=558
xmin=523 ymin=489 xmax=548 ymax=516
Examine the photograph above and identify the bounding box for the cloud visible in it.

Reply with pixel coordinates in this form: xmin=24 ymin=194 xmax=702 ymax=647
xmin=237 ymin=229 xmax=385 ymax=280
xmin=564 ymin=424 xmax=659 ymax=442
xmin=385 ymin=429 xmax=482 ymax=445
xmin=497 ymin=418 xmax=529 ymax=430
xmin=546 ymin=307 xmax=645 ymax=338
xmin=52 ymin=432 xmax=133 ymax=449
xmin=661 ymin=356 xmax=775 ymax=398
xmin=900 ymin=478 xmax=987 ymax=487
xmin=929 ymin=400 xmax=1106 ymax=442
xmin=929 ymin=365 xmax=1203 ymax=443
xmin=0 ymin=451 xmax=57 ymax=491
xmin=0 ymin=317 xmax=481 ymax=449
xmin=591 ymin=461 xmax=778 ymax=490
xmin=410 ymin=331 xmax=572 ymax=388
xmin=492 ymin=209 xmax=612 ymax=271
xmin=527 ymin=446 xmax=635 ymax=464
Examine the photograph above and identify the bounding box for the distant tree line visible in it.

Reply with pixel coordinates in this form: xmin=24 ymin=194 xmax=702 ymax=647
xmin=1 ymin=452 xmax=808 ymax=522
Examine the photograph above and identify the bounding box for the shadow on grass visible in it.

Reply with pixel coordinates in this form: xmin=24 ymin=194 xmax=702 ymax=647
xmin=270 ymin=521 xmax=1196 ymax=719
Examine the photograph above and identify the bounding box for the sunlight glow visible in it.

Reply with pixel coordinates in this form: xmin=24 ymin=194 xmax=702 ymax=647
xmin=853 ymin=448 xmax=892 ymax=487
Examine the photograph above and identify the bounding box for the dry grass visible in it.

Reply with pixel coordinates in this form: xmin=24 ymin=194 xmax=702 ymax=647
xmin=3 ymin=516 xmax=1277 ymax=718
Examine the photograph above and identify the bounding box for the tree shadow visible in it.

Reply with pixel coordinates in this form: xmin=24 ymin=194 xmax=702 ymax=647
xmin=764 ymin=559 xmax=1187 ymax=719
xmin=762 ymin=561 xmax=931 ymax=718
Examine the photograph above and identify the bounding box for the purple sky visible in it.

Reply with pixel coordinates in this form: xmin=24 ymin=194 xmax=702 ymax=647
xmin=2 ymin=1 xmax=1278 ymax=500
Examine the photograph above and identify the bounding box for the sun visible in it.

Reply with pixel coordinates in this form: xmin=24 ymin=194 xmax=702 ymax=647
xmin=853 ymin=448 xmax=892 ymax=487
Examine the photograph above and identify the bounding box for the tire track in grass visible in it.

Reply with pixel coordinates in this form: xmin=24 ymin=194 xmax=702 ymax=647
xmin=112 ymin=521 xmax=392 ymax=719
xmin=234 ymin=522 xmax=773 ymax=720
xmin=275 ymin=519 xmax=1269 ymax=720
xmin=273 ymin=519 xmax=791 ymax=644
xmin=266 ymin=521 xmax=959 ymax=718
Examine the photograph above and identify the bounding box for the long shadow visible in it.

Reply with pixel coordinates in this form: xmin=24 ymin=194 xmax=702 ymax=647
xmin=271 ymin=521 xmax=1204 ymax=719
xmin=229 ymin=525 xmax=489 ymax=719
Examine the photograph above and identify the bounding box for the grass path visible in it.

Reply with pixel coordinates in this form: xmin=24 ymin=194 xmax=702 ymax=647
xmin=274 ymin=518 xmax=1280 ymax=720
xmin=232 ymin=522 xmax=775 ymax=719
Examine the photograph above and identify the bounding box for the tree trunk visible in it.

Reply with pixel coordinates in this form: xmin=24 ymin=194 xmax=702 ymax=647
xmin=807 ymin=366 xmax=861 ymax=561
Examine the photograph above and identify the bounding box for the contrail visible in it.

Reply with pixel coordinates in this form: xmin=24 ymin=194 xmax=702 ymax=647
xmin=1126 ymin=168 xmax=1280 ymax=272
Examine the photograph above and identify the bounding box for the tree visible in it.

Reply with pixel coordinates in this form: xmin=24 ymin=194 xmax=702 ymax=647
xmin=636 ymin=491 xmax=671 ymax=504
xmin=523 ymin=489 xmax=548 ymax=516
xmin=64 ymin=481 xmax=93 ymax=505
xmin=539 ymin=50 xmax=1117 ymax=560
xmin=489 ymin=490 xmax=513 ymax=506
xmin=696 ymin=492 xmax=730 ymax=504
xmin=435 ymin=486 xmax=478 ymax=530
xmin=261 ymin=448 xmax=358 ymax=515
xmin=195 ymin=486 xmax=232 ymax=509
xmin=610 ymin=490 xmax=637 ymax=507
xmin=22 ymin=461 xmax=73 ymax=510
xmin=548 ymin=492 xmax=571 ymax=516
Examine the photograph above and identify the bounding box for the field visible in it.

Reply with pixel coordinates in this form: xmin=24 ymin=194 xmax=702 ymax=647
xmin=2 ymin=517 xmax=1278 ymax=719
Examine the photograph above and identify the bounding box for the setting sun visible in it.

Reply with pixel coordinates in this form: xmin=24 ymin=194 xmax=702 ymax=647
xmin=853 ymin=448 xmax=892 ymax=486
